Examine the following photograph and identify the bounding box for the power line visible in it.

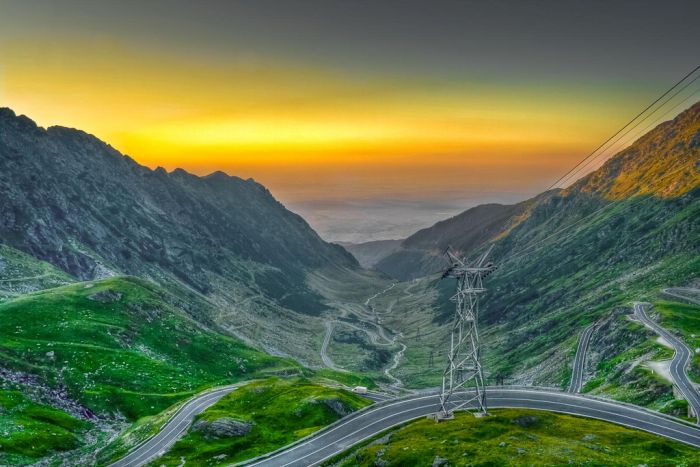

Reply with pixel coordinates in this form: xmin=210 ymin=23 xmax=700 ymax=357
xmin=494 ymin=72 xmax=700 ymax=265
xmin=544 ymin=64 xmax=700 ymax=192
xmin=499 ymin=163 xmax=696 ymax=266
xmin=478 ymin=65 xmax=700 ymax=265
xmin=554 ymin=72 xmax=700 ymax=189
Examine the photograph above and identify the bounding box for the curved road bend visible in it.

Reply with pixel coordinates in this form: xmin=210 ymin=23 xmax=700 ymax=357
xmin=109 ymin=384 xmax=242 ymax=467
xmin=320 ymin=321 xmax=348 ymax=372
xmin=633 ymin=302 xmax=700 ymax=423
xmin=244 ymin=388 xmax=700 ymax=467
xmin=663 ymin=288 xmax=700 ymax=306
xmin=568 ymin=324 xmax=596 ymax=393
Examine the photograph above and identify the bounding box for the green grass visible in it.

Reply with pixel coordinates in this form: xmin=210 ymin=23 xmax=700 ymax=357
xmin=0 ymin=276 xmax=302 ymax=421
xmin=152 ymin=377 xmax=372 ymax=466
xmin=327 ymin=409 xmax=700 ymax=466
xmin=314 ymin=368 xmax=377 ymax=389
xmin=0 ymin=388 xmax=90 ymax=465
xmin=655 ymin=299 xmax=700 ymax=382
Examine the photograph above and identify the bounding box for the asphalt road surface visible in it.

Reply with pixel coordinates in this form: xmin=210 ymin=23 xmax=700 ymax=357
xmin=568 ymin=323 xmax=596 ymax=393
xmin=108 ymin=384 xmax=242 ymax=467
xmin=634 ymin=302 xmax=700 ymax=423
xmin=244 ymin=388 xmax=700 ymax=466
xmin=663 ymin=287 xmax=700 ymax=306
xmin=320 ymin=321 xmax=344 ymax=372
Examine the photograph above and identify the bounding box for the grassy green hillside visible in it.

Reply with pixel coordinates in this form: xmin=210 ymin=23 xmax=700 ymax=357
xmin=584 ymin=314 xmax=679 ymax=414
xmin=0 ymin=388 xmax=90 ymax=465
xmin=151 ymin=378 xmax=372 ymax=466
xmin=327 ymin=409 xmax=700 ymax=466
xmin=0 ymin=276 xmax=301 ymax=421
xmin=483 ymin=190 xmax=699 ymax=386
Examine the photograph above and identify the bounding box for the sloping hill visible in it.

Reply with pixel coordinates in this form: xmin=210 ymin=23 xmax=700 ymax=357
xmin=571 ymin=101 xmax=700 ymax=199
xmin=463 ymin=103 xmax=699 ymax=388
xmin=0 ymin=244 xmax=73 ymax=299
xmin=375 ymin=102 xmax=700 ymax=282
xmin=0 ymin=277 xmax=300 ymax=421
xmin=375 ymin=199 xmax=543 ymax=280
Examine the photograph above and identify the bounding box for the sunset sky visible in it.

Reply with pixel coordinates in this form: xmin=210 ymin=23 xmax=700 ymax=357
xmin=2 ymin=0 xmax=699 ymax=241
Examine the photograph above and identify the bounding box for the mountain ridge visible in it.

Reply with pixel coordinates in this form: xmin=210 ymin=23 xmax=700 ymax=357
xmin=0 ymin=106 xmax=366 ymax=366
xmin=0 ymin=107 xmax=357 ymax=283
xmin=374 ymin=101 xmax=700 ymax=280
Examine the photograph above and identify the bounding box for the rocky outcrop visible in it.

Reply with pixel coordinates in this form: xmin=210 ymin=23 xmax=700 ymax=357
xmin=192 ymin=417 xmax=252 ymax=439
xmin=322 ymin=398 xmax=351 ymax=417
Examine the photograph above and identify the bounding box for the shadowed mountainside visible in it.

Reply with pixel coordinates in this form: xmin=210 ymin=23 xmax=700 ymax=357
xmin=338 ymin=239 xmax=403 ymax=268
xmin=374 ymin=197 xmax=546 ymax=279
xmin=0 ymin=108 xmax=356 ymax=295
xmin=0 ymin=107 xmax=379 ymax=368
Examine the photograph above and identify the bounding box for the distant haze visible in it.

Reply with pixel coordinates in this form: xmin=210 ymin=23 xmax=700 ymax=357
xmin=288 ymin=192 xmax=532 ymax=243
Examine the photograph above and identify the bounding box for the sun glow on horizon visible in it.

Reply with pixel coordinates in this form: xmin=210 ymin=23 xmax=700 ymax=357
xmin=0 ymin=35 xmax=664 ymax=203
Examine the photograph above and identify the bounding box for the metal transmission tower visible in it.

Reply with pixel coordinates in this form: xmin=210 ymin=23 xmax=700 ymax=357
xmin=437 ymin=245 xmax=497 ymax=420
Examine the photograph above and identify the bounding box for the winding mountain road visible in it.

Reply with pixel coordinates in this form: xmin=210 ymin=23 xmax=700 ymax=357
xmin=243 ymin=388 xmax=700 ymax=466
xmin=320 ymin=321 xmax=344 ymax=372
xmin=112 ymin=295 xmax=700 ymax=466
xmin=108 ymin=384 xmax=243 ymax=467
xmin=568 ymin=324 xmax=595 ymax=393
xmin=320 ymin=283 xmax=406 ymax=387
xmin=663 ymin=287 xmax=700 ymax=306
xmin=633 ymin=302 xmax=700 ymax=423
xmin=112 ymin=383 xmax=700 ymax=467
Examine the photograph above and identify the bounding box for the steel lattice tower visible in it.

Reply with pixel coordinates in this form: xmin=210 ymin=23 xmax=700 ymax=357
xmin=437 ymin=246 xmax=497 ymax=419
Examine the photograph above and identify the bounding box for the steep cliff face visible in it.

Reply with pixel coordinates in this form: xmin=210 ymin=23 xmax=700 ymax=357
xmin=0 ymin=108 xmax=357 ymax=316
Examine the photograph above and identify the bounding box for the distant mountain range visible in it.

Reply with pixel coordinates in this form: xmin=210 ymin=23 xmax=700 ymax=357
xmin=2 ymin=100 xmax=697 ymax=467
xmin=2 ymin=101 xmax=698 ymax=392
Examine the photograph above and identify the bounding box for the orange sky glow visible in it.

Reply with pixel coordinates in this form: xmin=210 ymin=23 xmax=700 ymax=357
xmin=1 ymin=38 xmax=659 ymax=204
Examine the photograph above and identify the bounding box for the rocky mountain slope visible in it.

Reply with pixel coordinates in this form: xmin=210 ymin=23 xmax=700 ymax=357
xmin=0 ymin=107 xmax=355 ymax=289
xmin=0 ymin=107 xmax=365 ymax=362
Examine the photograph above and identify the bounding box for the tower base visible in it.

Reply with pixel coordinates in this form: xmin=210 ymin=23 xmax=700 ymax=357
xmin=427 ymin=411 xmax=455 ymax=422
